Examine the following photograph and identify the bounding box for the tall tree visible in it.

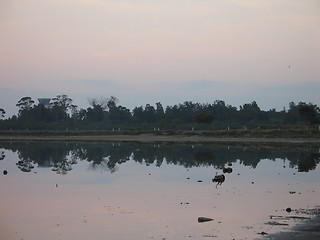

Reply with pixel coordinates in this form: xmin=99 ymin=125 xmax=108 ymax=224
xmin=109 ymin=105 xmax=132 ymax=122
xmin=86 ymin=97 xmax=108 ymax=122
xmin=144 ymin=104 xmax=156 ymax=123
xmin=107 ymin=96 xmax=119 ymax=110
xmin=16 ymin=97 xmax=35 ymax=113
xmin=50 ymin=94 xmax=75 ymax=110
xmin=298 ymin=103 xmax=319 ymax=124
xmin=283 ymin=102 xmax=301 ymax=124
xmin=50 ymin=94 xmax=77 ymax=121
xmin=16 ymin=97 xmax=35 ymax=120
xmin=86 ymin=105 xmax=104 ymax=122
xmin=155 ymin=102 xmax=164 ymax=121
xmin=239 ymin=101 xmax=266 ymax=122
xmin=88 ymin=96 xmax=109 ymax=111
xmin=132 ymin=106 xmax=144 ymax=122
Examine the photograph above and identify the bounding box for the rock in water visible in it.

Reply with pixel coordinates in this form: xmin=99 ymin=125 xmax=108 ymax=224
xmin=212 ymin=174 xmax=225 ymax=183
xmin=223 ymin=167 xmax=233 ymax=173
xmin=198 ymin=217 xmax=213 ymax=223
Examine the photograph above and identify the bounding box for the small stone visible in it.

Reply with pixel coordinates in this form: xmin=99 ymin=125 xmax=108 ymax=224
xmin=3 ymin=170 xmax=7 ymax=175
xmin=286 ymin=207 xmax=292 ymax=213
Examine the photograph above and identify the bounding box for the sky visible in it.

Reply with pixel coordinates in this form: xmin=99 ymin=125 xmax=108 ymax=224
xmin=0 ymin=0 xmax=319 ymax=117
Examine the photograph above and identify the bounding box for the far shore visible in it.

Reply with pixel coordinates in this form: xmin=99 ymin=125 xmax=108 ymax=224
xmin=0 ymin=133 xmax=319 ymax=143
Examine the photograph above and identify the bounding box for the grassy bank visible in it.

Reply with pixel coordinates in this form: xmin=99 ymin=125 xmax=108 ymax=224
xmin=0 ymin=126 xmax=320 ymax=138
xmin=0 ymin=127 xmax=320 ymax=138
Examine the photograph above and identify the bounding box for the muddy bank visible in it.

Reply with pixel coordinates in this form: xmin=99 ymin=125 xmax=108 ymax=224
xmin=0 ymin=134 xmax=320 ymax=143
xmin=262 ymin=215 xmax=320 ymax=240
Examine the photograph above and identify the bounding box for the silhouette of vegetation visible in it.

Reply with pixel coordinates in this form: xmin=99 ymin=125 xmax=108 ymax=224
xmin=298 ymin=103 xmax=319 ymax=124
xmin=0 ymin=95 xmax=319 ymax=130
xmin=0 ymin=150 xmax=4 ymax=160
xmin=193 ymin=113 xmax=214 ymax=124
xmin=0 ymin=108 xmax=5 ymax=119
xmin=0 ymin=141 xmax=319 ymax=174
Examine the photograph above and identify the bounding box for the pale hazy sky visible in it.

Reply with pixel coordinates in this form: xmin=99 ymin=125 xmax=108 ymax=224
xmin=1 ymin=0 xmax=319 ymax=117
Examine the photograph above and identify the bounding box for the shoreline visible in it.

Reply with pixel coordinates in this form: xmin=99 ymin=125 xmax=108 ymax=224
xmin=263 ymin=215 xmax=320 ymax=240
xmin=0 ymin=134 xmax=319 ymax=143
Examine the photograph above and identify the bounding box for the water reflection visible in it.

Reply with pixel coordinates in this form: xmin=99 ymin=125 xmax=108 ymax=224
xmin=1 ymin=141 xmax=320 ymax=240
xmin=0 ymin=141 xmax=319 ymax=173
xmin=0 ymin=150 xmax=4 ymax=160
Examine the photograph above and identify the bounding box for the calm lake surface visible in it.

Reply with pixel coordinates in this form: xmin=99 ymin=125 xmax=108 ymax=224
xmin=0 ymin=141 xmax=319 ymax=240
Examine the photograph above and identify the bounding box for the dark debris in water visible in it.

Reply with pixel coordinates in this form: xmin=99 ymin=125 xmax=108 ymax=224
xmin=223 ymin=167 xmax=233 ymax=173
xmin=212 ymin=174 xmax=225 ymax=187
xmin=198 ymin=217 xmax=213 ymax=223
xmin=269 ymin=215 xmax=311 ymax=220
xmin=203 ymin=234 xmax=217 ymax=238
xmin=266 ymin=221 xmax=289 ymax=226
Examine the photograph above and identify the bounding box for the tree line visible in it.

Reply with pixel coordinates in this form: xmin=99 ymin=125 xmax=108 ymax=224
xmin=0 ymin=94 xmax=319 ymax=130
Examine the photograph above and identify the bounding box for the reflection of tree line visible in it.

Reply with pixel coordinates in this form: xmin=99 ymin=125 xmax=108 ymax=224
xmin=0 ymin=142 xmax=319 ymax=174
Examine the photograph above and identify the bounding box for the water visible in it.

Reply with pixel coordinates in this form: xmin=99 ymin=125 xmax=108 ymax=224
xmin=0 ymin=141 xmax=319 ymax=240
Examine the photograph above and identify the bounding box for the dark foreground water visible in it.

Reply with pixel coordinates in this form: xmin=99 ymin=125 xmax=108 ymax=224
xmin=0 ymin=141 xmax=319 ymax=240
